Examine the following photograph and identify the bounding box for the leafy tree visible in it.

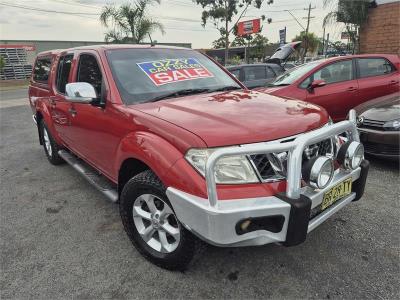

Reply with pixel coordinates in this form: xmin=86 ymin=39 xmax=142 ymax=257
xmin=100 ymin=0 xmax=164 ymax=44
xmin=194 ymin=0 xmax=273 ymax=64
xmin=230 ymin=35 xmax=249 ymax=47
xmin=323 ymin=0 xmax=370 ymax=53
xmin=292 ymin=32 xmax=320 ymax=58
xmin=250 ymin=33 xmax=269 ymax=60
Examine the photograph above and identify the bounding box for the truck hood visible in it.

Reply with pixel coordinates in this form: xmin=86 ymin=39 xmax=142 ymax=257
xmin=132 ymin=90 xmax=329 ymax=147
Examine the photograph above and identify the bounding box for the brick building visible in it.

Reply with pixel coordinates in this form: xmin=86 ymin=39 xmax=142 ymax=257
xmin=359 ymin=0 xmax=400 ymax=55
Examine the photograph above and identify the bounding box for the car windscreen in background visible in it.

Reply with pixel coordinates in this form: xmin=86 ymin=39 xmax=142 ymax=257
xmin=106 ymin=48 xmax=240 ymax=105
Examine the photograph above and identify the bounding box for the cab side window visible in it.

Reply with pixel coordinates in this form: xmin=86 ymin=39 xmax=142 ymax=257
xmin=55 ymin=54 xmax=73 ymax=94
xmin=77 ymin=54 xmax=102 ymax=96
xmin=357 ymin=58 xmax=395 ymax=78
xmin=33 ymin=57 xmax=52 ymax=83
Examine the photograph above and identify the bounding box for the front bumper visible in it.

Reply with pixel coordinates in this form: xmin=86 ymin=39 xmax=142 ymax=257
xmin=167 ymin=112 xmax=369 ymax=247
xmin=359 ymin=128 xmax=399 ymax=159
xmin=167 ymin=161 xmax=369 ymax=247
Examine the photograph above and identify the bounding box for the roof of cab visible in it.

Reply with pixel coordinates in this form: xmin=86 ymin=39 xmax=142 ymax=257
xmin=36 ymin=44 xmax=191 ymax=57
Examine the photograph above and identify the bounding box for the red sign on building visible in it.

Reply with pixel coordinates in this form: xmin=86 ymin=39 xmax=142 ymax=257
xmin=237 ymin=19 xmax=261 ymax=36
xmin=0 ymin=44 xmax=36 ymax=51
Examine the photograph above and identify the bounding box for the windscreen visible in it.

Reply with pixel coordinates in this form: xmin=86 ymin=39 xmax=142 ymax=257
xmin=270 ymin=61 xmax=320 ymax=86
xmin=106 ymin=48 xmax=240 ymax=104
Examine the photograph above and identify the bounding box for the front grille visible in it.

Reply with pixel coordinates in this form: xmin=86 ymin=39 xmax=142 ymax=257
xmin=364 ymin=141 xmax=399 ymax=155
xmin=359 ymin=119 xmax=385 ymax=130
xmin=250 ymin=154 xmax=276 ymax=179
xmin=250 ymin=138 xmax=334 ymax=181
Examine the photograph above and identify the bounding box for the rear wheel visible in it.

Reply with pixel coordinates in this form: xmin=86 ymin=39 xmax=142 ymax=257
xmin=119 ymin=170 xmax=198 ymax=270
xmin=40 ymin=120 xmax=64 ymax=165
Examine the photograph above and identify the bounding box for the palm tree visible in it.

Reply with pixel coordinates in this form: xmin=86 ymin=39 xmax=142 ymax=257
xmin=100 ymin=0 xmax=165 ymax=44
xmin=292 ymin=32 xmax=320 ymax=58
xmin=323 ymin=0 xmax=370 ymax=54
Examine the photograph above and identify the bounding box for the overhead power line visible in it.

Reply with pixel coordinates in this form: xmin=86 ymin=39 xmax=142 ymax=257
xmin=0 ymin=2 xmax=200 ymax=23
xmin=0 ymin=2 xmax=99 ymax=16
xmin=49 ymin=0 xmax=102 ymax=9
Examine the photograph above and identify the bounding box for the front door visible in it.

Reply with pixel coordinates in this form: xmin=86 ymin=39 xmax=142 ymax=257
xmin=67 ymin=52 xmax=120 ymax=178
xmin=305 ymin=59 xmax=359 ymax=121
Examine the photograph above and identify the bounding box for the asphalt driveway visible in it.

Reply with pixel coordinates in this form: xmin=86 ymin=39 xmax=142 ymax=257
xmin=1 ymin=88 xmax=399 ymax=299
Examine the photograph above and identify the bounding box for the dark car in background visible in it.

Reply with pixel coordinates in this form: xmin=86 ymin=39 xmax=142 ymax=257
xmin=355 ymin=92 xmax=400 ymax=159
xmin=226 ymin=42 xmax=302 ymax=89
xmin=226 ymin=63 xmax=284 ymax=89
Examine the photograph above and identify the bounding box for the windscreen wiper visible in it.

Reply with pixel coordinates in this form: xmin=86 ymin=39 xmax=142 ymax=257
xmin=209 ymin=86 xmax=242 ymax=92
xmin=148 ymin=88 xmax=211 ymax=102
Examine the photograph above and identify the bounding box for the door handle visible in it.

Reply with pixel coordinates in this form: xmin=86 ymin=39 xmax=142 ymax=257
xmin=49 ymin=97 xmax=56 ymax=108
xmin=347 ymin=87 xmax=358 ymax=92
xmin=68 ymin=107 xmax=77 ymax=116
xmin=389 ymin=80 xmax=399 ymax=85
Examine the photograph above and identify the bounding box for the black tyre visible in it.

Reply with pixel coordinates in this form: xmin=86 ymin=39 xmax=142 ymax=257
xmin=119 ymin=170 xmax=198 ymax=271
xmin=39 ymin=120 xmax=64 ymax=165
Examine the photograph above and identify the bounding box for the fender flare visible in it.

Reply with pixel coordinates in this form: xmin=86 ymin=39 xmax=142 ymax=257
xmin=114 ymin=131 xmax=185 ymax=186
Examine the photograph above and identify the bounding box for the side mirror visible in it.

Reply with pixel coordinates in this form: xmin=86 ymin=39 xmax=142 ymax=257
xmin=307 ymin=79 xmax=326 ymax=92
xmin=65 ymin=82 xmax=97 ymax=103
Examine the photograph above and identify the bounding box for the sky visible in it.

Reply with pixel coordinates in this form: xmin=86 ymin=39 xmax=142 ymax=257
xmin=0 ymin=0 xmax=346 ymax=48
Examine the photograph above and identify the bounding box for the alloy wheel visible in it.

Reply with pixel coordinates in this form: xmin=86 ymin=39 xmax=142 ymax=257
xmin=132 ymin=194 xmax=181 ymax=253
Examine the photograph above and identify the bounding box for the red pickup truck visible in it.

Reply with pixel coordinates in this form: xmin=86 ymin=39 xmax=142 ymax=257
xmin=29 ymin=45 xmax=369 ymax=270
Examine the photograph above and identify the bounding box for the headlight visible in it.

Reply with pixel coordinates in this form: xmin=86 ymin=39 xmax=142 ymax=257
xmin=185 ymin=148 xmax=259 ymax=184
xmin=302 ymin=156 xmax=334 ymax=189
xmin=383 ymin=119 xmax=400 ymax=131
xmin=337 ymin=141 xmax=364 ymax=170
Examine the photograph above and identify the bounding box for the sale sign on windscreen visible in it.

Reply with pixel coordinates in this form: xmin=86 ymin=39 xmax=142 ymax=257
xmin=137 ymin=58 xmax=214 ymax=86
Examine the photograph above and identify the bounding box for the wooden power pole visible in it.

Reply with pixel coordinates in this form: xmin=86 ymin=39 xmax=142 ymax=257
xmin=302 ymin=3 xmax=315 ymax=63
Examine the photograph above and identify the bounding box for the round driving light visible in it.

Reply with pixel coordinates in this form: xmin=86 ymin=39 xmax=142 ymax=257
xmin=302 ymin=156 xmax=334 ymax=189
xmin=337 ymin=141 xmax=364 ymax=170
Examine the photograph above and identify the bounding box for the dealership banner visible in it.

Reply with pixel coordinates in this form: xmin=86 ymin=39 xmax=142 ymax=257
xmin=279 ymin=28 xmax=286 ymax=46
xmin=237 ymin=19 xmax=261 ymax=36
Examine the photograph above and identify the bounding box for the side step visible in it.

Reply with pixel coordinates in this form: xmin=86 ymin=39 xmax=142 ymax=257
xmin=58 ymin=150 xmax=118 ymax=203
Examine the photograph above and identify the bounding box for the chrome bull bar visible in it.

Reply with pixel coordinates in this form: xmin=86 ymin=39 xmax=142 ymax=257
xmin=205 ymin=110 xmax=359 ymax=208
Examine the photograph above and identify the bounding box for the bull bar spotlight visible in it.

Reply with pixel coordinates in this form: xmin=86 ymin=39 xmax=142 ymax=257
xmin=337 ymin=141 xmax=364 ymax=170
xmin=302 ymin=156 xmax=334 ymax=189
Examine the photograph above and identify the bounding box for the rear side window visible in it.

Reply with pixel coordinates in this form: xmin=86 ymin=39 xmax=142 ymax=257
xmin=33 ymin=57 xmax=52 ymax=83
xmin=56 ymin=54 xmax=73 ymax=94
xmin=244 ymin=66 xmax=266 ymax=81
xmin=357 ymin=58 xmax=395 ymax=78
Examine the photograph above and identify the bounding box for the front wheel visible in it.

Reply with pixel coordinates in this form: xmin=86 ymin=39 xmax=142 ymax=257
xmin=119 ymin=170 xmax=198 ymax=270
